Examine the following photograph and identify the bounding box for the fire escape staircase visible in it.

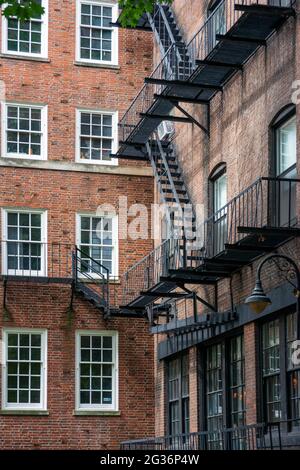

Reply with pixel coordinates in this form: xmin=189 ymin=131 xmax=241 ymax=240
xmin=72 ymin=247 xmax=110 ymax=317
xmin=115 ymin=1 xmax=296 ymax=160
xmin=110 ymin=1 xmax=298 ymax=323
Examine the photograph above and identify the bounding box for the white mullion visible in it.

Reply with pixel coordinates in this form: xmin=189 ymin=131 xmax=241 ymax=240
xmin=89 ymin=114 xmax=93 ymax=159
xmin=17 ymin=106 xmax=21 ymax=154
xmin=17 ymin=20 xmax=21 ymax=53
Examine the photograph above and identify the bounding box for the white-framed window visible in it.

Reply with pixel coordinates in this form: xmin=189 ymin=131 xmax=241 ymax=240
xmin=76 ymin=213 xmax=118 ymax=278
xmin=75 ymin=331 xmax=118 ymax=411
xmin=1 ymin=0 xmax=48 ymax=58
xmin=76 ymin=109 xmax=118 ymax=165
xmin=76 ymin=0 xmax=118 ymax=65
xmin=1 ymin=329 xmax=47 ymax=411
xmin=1 ymin=209 xmax=47 ymax=277
xmin=1 ymin=103 xmax=48 ymax=160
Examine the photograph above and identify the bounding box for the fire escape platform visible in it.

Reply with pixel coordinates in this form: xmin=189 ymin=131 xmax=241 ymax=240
xmin=119 ymin=223 xmax=300 ymax=312
xmin=117 ymin=4 xmax=294 ymax=159
xmin=0 ymin=275 xmax=73 ymax=284
xmin=120 ymin=280 xmax=177 ymax=310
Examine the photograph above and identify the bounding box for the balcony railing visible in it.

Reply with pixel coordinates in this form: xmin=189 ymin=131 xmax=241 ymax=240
xmin=121 ymin=420 xmax=300 ymax=450
xmin=120 ymin=177 xmax=300 ymax=305
xmin=121 ymin=238 xmax=183 ymax=306
xmin=0 ymin=241 xmax=74 ymax=279
xmin=0 ymin=241 xmax=111 ymax=313
xmin=119 ymin=0 xmax=295 ymax=145
xmin=120 ymin=422 xmax=284 ymax=450
xmin=194 ymin=176 xmax=299 ymax=261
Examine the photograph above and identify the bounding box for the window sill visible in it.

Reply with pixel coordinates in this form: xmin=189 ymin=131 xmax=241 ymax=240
xmin=0 ymin=53 xmax=50 ymax=63
xmin=74 ymin=61 xmax=120 ymax=70
xmin=73 ymin=410 xmax=121 ymax=417
xmin=0 ymin=409 xmax=49 ymax=416
xmin=76 ymin=159 xmax=118 ymax=167
xmin=2 ymin=155 xmax=47 ymax=162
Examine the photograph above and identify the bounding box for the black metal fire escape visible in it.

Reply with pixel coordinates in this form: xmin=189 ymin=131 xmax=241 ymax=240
xmin=1 ymin=244 xmax=111 ymax=319
xmin=109 ymin=1 xmax=298 ymax=326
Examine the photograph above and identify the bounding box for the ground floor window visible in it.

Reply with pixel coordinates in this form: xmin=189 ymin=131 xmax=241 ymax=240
xmin=261 ymin=311 xmax=300 ymax=429
xmin=202 ymin=334 xmax=245 ymax=448
xmin=2 ymin=329 xmax=47 ymax=410
xmin=75 ymin=331 xmax=118 ymax=411
xmin=167 ymin=352 xmax=189 ymax=437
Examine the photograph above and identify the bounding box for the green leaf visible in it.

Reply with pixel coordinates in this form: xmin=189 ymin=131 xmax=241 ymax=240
xmin=119 ymin=0 xmax=173 ymax=27
xmin=0 ymin=1 xmax=45 ymax=21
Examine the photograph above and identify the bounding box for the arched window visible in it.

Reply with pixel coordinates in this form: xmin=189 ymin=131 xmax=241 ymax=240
xmin=209 ymin=163 xmax=227 ymax=255
xmin=271 ymin=105 xmax=297 ymax=227
xmin=207 ymin=0 xmax=226 ymax=51
xmin=272 ymin=105 xmax=296 ymax=178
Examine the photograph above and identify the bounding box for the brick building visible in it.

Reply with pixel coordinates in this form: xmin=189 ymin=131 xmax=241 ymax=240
xmin=0 ymin=0 xmax=156 ymax=449
xmin=116 ymin=0 xmax=300 ymax=450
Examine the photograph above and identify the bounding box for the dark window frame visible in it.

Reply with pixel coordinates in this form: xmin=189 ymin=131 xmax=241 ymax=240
xmin=208 ymin=163 xmax=227 ymax=256
xmin=269 ymin=105 xmax=297 ymax=227
xmin=270 ymin=104 xmax=296 ymax=178
xmin=166 ymin=352 xmax=190 ymax=437
xmin=258 ymin=309 xmax=300 ymax=432
xmin=199 ymin=331 xmax=246 ymax=433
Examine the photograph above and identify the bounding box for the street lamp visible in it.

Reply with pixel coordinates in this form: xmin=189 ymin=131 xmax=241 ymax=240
xmin=245 ymin=254 xmax=300 ymax=339
xmin=245 ymin=279 xmax=272 ymax=314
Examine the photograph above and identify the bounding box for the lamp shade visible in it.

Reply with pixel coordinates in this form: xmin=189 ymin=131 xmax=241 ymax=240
xmin=245 ymin=280 xmax=272 ymax=314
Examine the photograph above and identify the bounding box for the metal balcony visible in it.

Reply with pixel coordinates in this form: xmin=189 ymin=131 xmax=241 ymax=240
xmin=117 ymin=0 xmax=296 ymax=160
xmin=0 ymin=242 xmax=110 ymax=317
xmin=119 ymin=177 xmax=300 ymax=312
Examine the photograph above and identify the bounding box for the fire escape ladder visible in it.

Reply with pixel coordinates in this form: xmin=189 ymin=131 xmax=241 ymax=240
xmin=147 ymin=3 xmax=191 ymax=75
xmin=72 ymin=247 xmax=110 ymax=318
xmin=146 ymin=134 xmax=196 ymax=243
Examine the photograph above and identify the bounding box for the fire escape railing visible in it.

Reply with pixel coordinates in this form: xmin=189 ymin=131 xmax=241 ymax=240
xmin=147 ymin=4 xmax=182 ymax=59
xmin=121 ymin=419 xmax=300 ymax=450
xmin=120 ymin=422 xmax=283 ymax=450
xmin=121 ymin=238 xmax=183 ymax=306
xmin=0 ymin=241 xmax=74 ymax=279
xmin=119 ymin=43 xmax=182 ymax=143
xmin=73 ymin=247 xmax=110 ymax=314
xmin=0 ymin=242 xmax=110 ymax=315
xmin=118 ymin=0 xmax=296 ymax=145
xmin=120 ymin=177 xmax=300 ymax=306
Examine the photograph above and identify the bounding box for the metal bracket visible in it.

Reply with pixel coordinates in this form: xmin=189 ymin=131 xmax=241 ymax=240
xmin=3 ymin=279 xmax=10 ymax=321
xmin=172 ymin=102 xmax=210 ymax=137
xmin=66 ymin=280 xmax=75 ymax=325
xmin=181 ymin=286 xmax=217 ymax=313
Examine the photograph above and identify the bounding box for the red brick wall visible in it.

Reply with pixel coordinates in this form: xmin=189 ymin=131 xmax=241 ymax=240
xmin=0 ymin=1 xmax=153 ymax=168
xmin=0 ymin=282 xmax=154 ymax=449
xmin=0 ymin=1 xmax=156 ymax=449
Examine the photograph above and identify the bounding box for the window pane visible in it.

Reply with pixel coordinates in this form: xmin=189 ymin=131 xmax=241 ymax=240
xmin=79 ymin=215 xmax=114 ymax=275
xmin=262 ymin=320 xmax=282 ymax=423
xmin=6 ymin=332 xmax=43 ymax=407
xmin=79 ymin=112 xmax=113 ymax=162
xmin=277 ymin=116 xmax=296 ymax=175
xmin=78 ymin=334 xmax=115 ymax=407
xmin=6 ymin=105 xmax=43 ymax=159
xmin=168 ymin=354 xmax=189 ymax=437
xmin=80 ymin=4 xmax=114 ymax=62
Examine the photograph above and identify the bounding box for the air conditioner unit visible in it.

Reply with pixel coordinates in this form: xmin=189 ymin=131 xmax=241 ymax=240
xmin=157 ymin=120 xmax=174 ymax=141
